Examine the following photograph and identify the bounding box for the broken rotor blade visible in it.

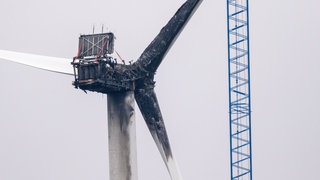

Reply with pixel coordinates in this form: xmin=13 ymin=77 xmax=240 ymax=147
xmin=135 ymin=88 xmax=182 ymax=180
xmin=0 ymin=49 xmax=73 ymax=75
xmin=134 ymin=0 xmax=203 ymax=73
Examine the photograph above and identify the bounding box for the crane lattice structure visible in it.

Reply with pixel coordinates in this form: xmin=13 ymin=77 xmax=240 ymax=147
xmin=227 ymin=0 xmax=253 ymax=179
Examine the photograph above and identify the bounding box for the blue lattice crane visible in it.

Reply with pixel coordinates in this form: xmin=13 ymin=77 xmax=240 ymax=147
xmin=226 ymin=0 xmax=253 ymax=179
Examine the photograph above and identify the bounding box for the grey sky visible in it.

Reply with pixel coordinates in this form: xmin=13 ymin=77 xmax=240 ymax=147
xmin=0 ymin=0 xmax=320 ymax=180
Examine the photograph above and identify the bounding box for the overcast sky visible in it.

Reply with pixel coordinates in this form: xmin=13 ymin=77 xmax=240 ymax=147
xmin=1 ymin=0 xmax=320 ymax=180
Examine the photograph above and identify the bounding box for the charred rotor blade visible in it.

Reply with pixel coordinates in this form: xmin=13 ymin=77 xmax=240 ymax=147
xmin=0 ymin=50 xmax=73 ymax=75
xmin=134 ymin=0 xmax=203 ymax=73
xmin=135 ymin=88 xmax=182 ymax=180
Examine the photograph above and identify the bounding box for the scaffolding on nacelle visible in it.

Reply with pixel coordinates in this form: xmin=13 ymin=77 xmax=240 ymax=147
xmin=227 ymin=0 xmax=253 ymax=179
xmin=71 ymin=33 xmax=135 ymax=94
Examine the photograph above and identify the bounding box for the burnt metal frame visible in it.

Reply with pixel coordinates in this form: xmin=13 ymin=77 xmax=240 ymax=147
xmin=77 ymin=33 xmax=114 ymax=58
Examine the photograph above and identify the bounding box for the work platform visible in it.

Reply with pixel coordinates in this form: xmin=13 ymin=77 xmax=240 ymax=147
xmin=72 ymin=33 xmax=135 ymax=94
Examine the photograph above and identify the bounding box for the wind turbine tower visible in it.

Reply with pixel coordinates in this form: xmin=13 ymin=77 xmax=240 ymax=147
xmin=227 ymin=0 xmax=253 ymax=179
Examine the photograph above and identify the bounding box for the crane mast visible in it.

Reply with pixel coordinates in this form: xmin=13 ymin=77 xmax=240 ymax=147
xmin=226 ymin=0 xmax=253 ymax=179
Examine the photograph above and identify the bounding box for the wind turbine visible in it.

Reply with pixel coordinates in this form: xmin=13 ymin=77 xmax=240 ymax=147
xmin=0 ymin=0 xmax=203 ymax=179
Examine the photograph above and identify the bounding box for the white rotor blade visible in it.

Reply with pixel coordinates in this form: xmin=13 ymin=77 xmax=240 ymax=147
xmin=0 ymin=49 xmax=73 ymax=75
